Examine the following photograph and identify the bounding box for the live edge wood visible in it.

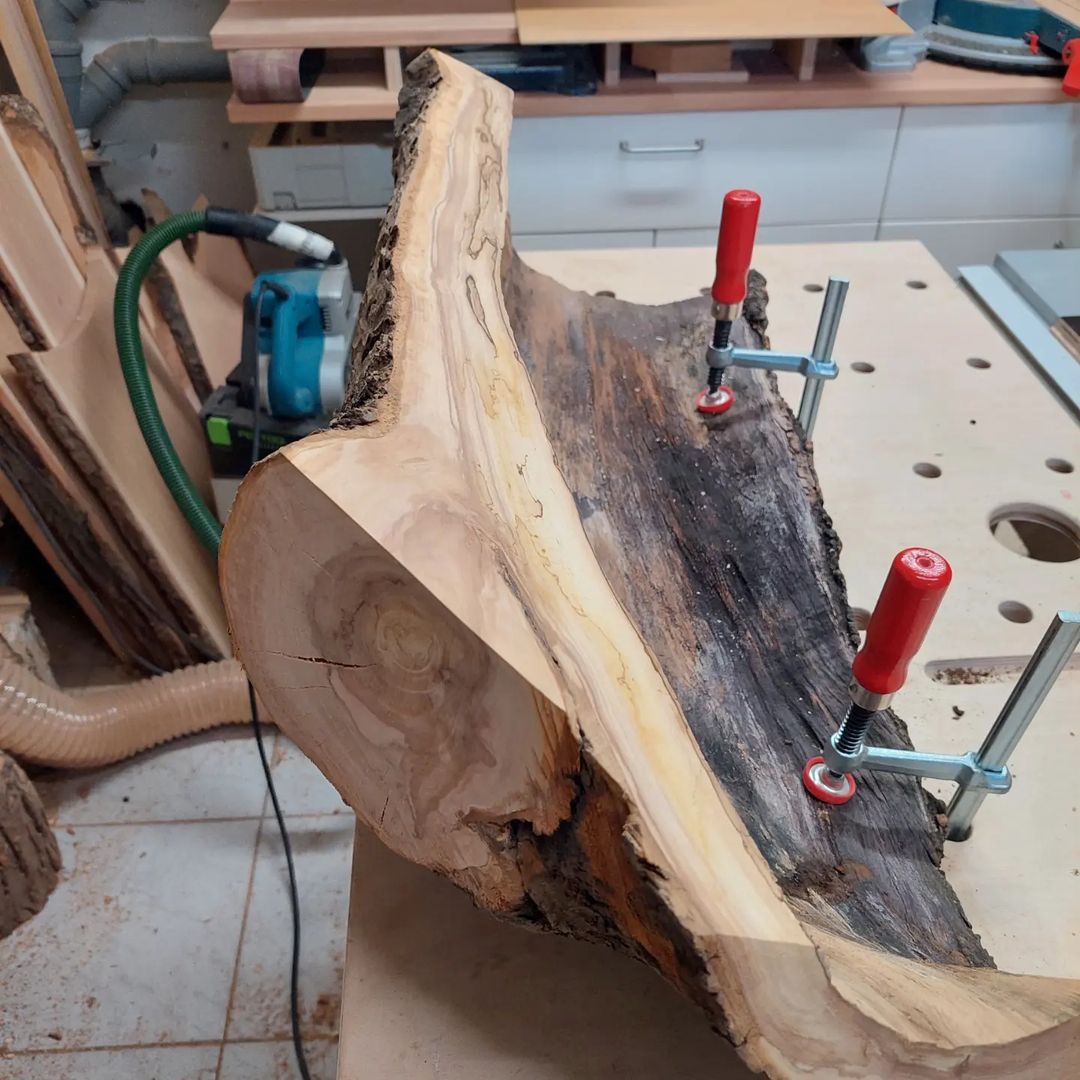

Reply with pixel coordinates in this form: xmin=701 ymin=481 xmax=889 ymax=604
xmin=220 ymin=52 xmax=1080 ymax=1077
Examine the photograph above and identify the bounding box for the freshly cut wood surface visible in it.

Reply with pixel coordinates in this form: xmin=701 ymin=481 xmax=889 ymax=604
xmin=221 ymin=51 xmax=1080 ymax=1077
xmin=514 ymin=0 xmax=906 ymax=45
xmin=212 ymin=0 xmax=517 ymax=50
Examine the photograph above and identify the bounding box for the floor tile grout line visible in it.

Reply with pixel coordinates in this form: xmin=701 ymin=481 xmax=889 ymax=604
xmin=215 ymin=815 xmax=266 ymax=1080
xmin=50 ymin=814 xmax=267 ymax=829
xmin=5 ymin=1035 xmax=340 ymax=1057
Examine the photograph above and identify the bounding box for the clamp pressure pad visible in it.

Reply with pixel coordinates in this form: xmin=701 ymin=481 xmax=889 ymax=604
xmin=802 ymin=756 xmax=856 ymax=805
xmin=695 ymin=387 xmax=735 ymax=415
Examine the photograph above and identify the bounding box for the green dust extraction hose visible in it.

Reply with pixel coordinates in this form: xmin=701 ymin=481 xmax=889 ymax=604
xmin=114 ymin=208 xmax=223 ymax=554
xmin=114 ymin=206 xmax=339 ymax=556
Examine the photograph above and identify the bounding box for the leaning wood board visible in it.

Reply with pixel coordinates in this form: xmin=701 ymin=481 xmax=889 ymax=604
xmin=222 ymin=53 xmax=1080 ymax=1077
xmin=514 ymin=0 xmax=906 ymax=45
xmin=0 ymin=99 xmax=221 ymax=667
xmin=0 ymin=0 xmax=108 ymax=244
xmin=12 ymin=253 xmax=229 ymax=659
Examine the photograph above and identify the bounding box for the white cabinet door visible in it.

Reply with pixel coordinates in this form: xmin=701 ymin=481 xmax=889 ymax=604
xmin=509 ymin=108 xmax=901 ymax=234
xmin=879 ymin=217 xmax=1080 ymax=276
xmin=883 ymin=103 xmax=1080 ymax=221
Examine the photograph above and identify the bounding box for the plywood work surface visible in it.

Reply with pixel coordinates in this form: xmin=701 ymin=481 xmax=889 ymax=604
xmin=337 ymin=237 xmax=1078 ymax=1078
xmin=514 ymin=0 xmax=906 ymax=45
xmin=520 ymin=239 xmax=1080 ymax=979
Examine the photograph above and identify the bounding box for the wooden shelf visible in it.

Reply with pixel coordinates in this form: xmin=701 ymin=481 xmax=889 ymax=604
xmin=225 ymin=59 xmax=1065 ymax=124
xmin=212 ymin=0 xmax=517 ymax=50
xmin=514 ymin=0 xmax=906 ymax=46
xmin=514 ymin=59 xmax=1066 ymax=115
xmin=227 ymin=71 xmax=398 ymax=123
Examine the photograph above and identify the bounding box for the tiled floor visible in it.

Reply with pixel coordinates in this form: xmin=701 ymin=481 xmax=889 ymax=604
xmin=0 ymin=729 xmax=352 ymax=1080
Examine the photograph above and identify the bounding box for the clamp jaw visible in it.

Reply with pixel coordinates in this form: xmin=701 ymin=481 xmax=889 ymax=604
xmin=698 ymin=189 xmax=849 ymax=440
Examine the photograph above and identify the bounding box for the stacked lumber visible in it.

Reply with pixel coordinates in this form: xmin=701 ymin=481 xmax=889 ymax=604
xmin=0 ymin=92 xmax=236 ymax=671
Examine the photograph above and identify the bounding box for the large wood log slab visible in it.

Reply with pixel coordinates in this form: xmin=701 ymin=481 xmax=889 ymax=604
xmin=220 ymin=51 xmax=1080 ymax=1076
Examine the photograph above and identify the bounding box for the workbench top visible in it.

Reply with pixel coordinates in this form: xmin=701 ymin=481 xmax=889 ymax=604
xmin=335 ymin=240 xmax=1079 ymax=1079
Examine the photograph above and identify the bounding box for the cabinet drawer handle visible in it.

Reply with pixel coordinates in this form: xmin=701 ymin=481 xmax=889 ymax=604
xmin=618 ymin=139 xmax=705 ymax=155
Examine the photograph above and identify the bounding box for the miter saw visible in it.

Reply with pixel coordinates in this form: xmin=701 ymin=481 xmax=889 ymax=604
xmin=861 ymin=0 xmax=1080 ymax=93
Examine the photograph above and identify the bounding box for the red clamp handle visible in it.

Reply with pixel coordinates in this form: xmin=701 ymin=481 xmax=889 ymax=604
xmin=711 ymin=189 xmax=761 ymax=306
xmin=851 ymin=548 xmax=952 ymax=696
xmin=1063 ymin=39 xmax=1080 ymax=98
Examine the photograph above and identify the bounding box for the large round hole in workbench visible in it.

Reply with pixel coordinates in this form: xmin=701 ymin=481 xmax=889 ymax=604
xmin=989 ymin=504 xmax=1080 ymax=563
xmin=851 ymin=362 xmax=875 ymax=374
xmin=803 ymin=283 xmax=824 ymax=293
xmin=913 ymin=462 xmax=942 ymax=478
xmin=998 ymin=600 xmax=1034 ymax=624
xmin=966 ymin=357 xmax=991 ymax=369
xmin=1046 ymin=457 xmax=1074 ymax=474
xmin=595 ymin=289 xmax=616 ymax=298
xmin=906 ymin=280 xmax=928 ymax=290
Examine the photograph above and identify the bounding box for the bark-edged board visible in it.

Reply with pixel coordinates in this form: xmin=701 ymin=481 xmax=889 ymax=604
xmin=0 ymin=100 xmax=220 ymax=668
xmin=220 ymin=51 xmax=1080 ymax=1077
xmin=12 ymin=253 xmax=229 ymax=660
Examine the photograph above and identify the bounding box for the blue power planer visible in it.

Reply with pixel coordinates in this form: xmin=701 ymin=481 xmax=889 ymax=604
xmin=200 ymin=259 xmax=360 ymax=515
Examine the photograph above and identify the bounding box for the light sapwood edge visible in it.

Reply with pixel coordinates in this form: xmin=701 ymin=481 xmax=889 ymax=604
xmin=220 ymin=50 xmax=1080 ymax=1077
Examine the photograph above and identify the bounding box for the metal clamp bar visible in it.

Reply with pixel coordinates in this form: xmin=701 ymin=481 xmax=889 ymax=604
xmin=823 ymin=737 xmax=1012 ymax=793
xmin=797 ymin=276 xmax=849 ymax=441
xmin=860 ymin=747 xmax=1011 ymax=792
xmin=713 ymin=345 xmax=839 ymax=380
xmin=945 ymin=610 xmax=1080 ymax=840
xmin=618 ymin=139 xmax=705 ymax=154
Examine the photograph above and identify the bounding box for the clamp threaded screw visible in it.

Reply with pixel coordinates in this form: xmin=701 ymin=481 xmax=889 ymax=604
xmin=708 ymin=320 xmax=732 ymax=394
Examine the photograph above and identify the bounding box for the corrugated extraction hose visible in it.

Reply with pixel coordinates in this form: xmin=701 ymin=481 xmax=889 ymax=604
xmin=0 ymin=658 xmax=251 ymax=768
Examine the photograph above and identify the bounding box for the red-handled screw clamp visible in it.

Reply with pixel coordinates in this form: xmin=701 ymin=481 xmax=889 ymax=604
xmin=711 ymin=189 xmax=762 ymax=315
xmin=802 ymin=556 xmax=1072 ymax=840
xmin=697 ymin=189 xmax=761 ymax=414
xmin=803 ymin=548 xmax=951 ymax=804
xmin=1063 ymin=39 xmax=1080 ymax=98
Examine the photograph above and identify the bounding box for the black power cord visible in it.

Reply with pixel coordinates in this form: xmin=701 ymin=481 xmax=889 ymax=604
xmin=249 ymin=682 xmax=310 ymax=1080
xmin=249 ymin=280 xmax=311 ymax=1080
xmin=2 ymin=415 xmax=311 ymax=1080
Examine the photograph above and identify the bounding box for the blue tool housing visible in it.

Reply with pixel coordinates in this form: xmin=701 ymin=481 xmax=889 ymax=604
xmin=251 ymin=268 xmax=327 ymax=420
